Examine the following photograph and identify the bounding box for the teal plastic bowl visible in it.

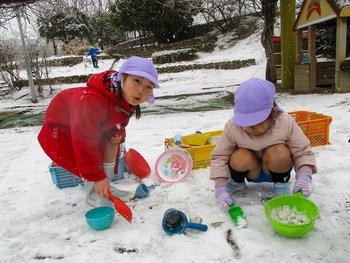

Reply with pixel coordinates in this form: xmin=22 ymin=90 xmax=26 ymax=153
xmin=85 ymin=206 xmax=115 ymax=230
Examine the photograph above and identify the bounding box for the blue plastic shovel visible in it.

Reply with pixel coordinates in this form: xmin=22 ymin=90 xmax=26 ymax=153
xmin=162 ymin=208 xmax=208 ymax=235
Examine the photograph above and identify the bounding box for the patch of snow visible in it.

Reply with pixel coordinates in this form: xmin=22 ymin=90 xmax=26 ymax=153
xmin=271 ymin=206 xmax=310 ymax=225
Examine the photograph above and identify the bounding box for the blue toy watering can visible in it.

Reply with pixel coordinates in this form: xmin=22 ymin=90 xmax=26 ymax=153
xmin=162 ymin=208 xmax=208 ymax=235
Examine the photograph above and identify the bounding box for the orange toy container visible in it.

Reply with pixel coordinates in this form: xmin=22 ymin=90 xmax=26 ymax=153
xmin=288 ymin=111 xmax=332 ymax=147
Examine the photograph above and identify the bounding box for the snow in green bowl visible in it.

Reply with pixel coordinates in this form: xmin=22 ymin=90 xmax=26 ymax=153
xmin=264 ymin=193 xmax=319 ymax=238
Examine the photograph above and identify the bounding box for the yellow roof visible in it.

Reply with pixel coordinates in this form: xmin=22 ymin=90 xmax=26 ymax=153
xmin=294 ymin=0 xmax=339 ymax=29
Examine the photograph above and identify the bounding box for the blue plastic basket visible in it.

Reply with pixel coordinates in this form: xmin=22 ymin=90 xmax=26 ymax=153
xmin=49 ymin=165 xmax=84 ymax=189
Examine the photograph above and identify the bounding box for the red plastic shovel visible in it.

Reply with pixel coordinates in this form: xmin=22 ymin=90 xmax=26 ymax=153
xmin=108 ymin=191 xmax=133 ymax=223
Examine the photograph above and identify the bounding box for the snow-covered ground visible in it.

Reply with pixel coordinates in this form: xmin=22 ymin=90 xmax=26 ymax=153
xmin=1 ymin=31 xmax=350 ymax=263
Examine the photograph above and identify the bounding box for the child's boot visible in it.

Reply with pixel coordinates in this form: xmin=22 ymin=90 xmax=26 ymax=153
xmin=270 ymin=169 xmax=291 ymax=196
xmin=228 ymin=168 xmax=247 ymax=193
xmin=273 ymin=182 xmax=291 ymax=196
xmin=85 ymin=162 xmax=127 ymax=208
xmin=228 ymin=179 xmax=246 ymax=193
xmin=84 ymin=181 xmax=113 ymax=207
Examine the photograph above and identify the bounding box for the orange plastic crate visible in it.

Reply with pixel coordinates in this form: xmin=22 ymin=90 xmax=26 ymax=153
xmin=288 ymin=111 xmax=332 ymax=147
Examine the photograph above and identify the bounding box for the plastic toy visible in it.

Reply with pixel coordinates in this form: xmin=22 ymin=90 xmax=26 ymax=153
xmin=162 ymin=208 xmax=208 ymax=235
xmin=112 ymin=143 xmax=126 ymax=181
xmin=49 ymin=164 xmax=84 ymax=188
xmin=155 ymin=148 xmax=192 ymax=183
xmin=124 ymin=148 xmax=151 ymax=178
xmin=183 ymin=133 xmax=209 ymax=146
xmin=134 ymin=183 xmax=155 ymax=198
xmin=85 ymin=206 xmax=115 ymax=230
xmin=228 ymin=206 xmax=247 ymax=228
xmin=174 ymin=133 xmax=182 ymax=145
xmin=108 ymin=191 xmax=133 ymax=223
xmin=264 ymin=192 xmax=319 ymax=238
xmin=164 ymin=130 xmax=222 ymax=170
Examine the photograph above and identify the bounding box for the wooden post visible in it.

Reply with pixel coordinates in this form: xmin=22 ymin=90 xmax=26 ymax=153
xmin=296 ymin=30 xmax=303 ymax=64
xmin=294 ymin=29 xmax=310 ymax=93
xmin=308 ymin=25 xmax=316 ymax=91
xmin=280 ymin=0 xmax=296 ymax=90
xmin=335 ymin=17 xmax=348 ymax=92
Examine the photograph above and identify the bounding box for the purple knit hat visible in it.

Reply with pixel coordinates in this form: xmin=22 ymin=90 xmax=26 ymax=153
xmin=116 ymin=56 xmax=159 ymax=88
xmin=232 ymin=78 xmax=278 ymax=127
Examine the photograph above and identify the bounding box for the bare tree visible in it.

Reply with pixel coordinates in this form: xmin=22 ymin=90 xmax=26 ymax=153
xmin=0 ymin=41 xmax=21 ymax=93
xmin=34 ymin=0 xmax=110 ymax=16
xmin=0 ymin=0 xmax=43 ymax=102
xmin=27 ymin=37 xmax=51 ymax=95
xmin=196 ymin=0 xmax=243 ymax=33
xmin=242 ymin=0 xmax=278 ymax=83
xmin=0 ymin=0 xmax=38 ymax=27
xmin=164 ymin=0 xmax=244 ymax=34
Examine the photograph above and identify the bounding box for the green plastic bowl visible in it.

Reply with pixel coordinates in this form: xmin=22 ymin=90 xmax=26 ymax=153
xmin=85 ymin=206 xmax=115 ymax=230
xmin=264 ymin=193 xmax=320 ymax=238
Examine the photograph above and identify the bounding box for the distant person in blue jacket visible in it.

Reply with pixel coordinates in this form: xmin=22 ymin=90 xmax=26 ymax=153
xmin=96 ymin=38 xmax=104 ymax=51
xmin=87 ymin=47 xmax=100 ymax=68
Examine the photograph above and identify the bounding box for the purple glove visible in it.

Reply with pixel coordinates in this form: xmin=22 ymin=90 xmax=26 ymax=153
xmin=292 ymin=171 xmax=312 ymax=197
xmin=215 ymin=186 xmax=237 ymax=209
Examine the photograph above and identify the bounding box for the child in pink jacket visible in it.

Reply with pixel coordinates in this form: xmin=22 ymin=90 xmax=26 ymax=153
xmin=210 ymin=78 xmax=316 ymax=209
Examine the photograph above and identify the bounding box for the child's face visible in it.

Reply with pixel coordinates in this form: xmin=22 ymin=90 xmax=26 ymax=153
xmin=242 ymin=108 xmax=276 ymax=136
xmin=242 ymin=118 xmax=272 ymax=136
xmin=122 ymin=75 xmax=154 ymax=106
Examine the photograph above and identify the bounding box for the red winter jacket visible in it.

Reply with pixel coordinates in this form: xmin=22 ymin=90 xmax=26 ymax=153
xmin=38 ymin=70 xmax=134 ymax=182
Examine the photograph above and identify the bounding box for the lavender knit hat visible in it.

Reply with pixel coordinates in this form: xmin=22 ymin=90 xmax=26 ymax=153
xmin=232 ymin=78 xmax=279 ymax=127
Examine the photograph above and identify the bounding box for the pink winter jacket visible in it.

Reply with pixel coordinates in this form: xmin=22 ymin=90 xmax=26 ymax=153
xmin=210 ymin=112 xmax=317 ymax=186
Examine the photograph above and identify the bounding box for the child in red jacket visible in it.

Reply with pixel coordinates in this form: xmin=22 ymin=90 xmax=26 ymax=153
xmin=38 ymin=56 xmax=159 ymax=206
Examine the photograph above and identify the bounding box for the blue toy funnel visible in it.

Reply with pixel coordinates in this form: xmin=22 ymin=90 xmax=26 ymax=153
xmin=134 ymin=183 xmax=155 ymax=198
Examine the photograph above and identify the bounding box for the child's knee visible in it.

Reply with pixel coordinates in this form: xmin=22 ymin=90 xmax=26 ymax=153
xmin=262 ymin=144 xmax=292 ymax=167
xmin=229 ymin=148 xmax=258 ymax=171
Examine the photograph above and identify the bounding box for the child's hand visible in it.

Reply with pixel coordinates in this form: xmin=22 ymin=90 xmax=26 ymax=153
xmin=215 ymin=186 xmax=237 ymax=209
xmin=94 ymin=178 xmax=110 ymax=198
xmin=292 ymin=171 xmax=312 ymax=197
xmin=110 ymin=133 xmax=122 ymax=145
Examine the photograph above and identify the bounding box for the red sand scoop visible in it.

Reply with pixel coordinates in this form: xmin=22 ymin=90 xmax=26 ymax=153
xmin=108 ymin=191 xmax=133 ymax=223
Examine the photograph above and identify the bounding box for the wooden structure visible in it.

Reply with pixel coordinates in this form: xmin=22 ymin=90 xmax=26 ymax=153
xmin=294 ymin=0 xmax=350 ymax=93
